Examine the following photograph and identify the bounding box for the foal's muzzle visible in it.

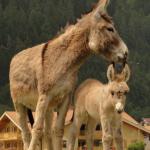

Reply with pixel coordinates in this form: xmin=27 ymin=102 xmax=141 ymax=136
xmin=115 ymin=102 xmax=124 ymax=114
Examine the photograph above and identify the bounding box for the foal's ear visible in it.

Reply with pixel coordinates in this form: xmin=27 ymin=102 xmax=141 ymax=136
xmin=107 ymin=64 xmax=115 ymax=82
xmin=121 ymin=64 xmax=131 ymax=82
xmin=93 ymin=0 xmax=110 ymax=20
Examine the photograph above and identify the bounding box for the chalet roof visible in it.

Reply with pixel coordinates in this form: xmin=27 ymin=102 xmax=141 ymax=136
xmin=122 ymin=112 xmax=138 ymax=124
xmin=0 ymin=111 xmax=21 ymax=130
xmin=142 ymin=118 xmax=150 ymax=123
xmin=145 ymin=126 xmax=150 ymax=131
xmin=0 ymin=109 xmax=73 ymax=130
xmin=0 ymin=110 xmax=150 ymax=134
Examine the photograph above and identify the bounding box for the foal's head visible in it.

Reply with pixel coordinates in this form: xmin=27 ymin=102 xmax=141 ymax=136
xmin=107 ymin=64 xmax=130 ymax=113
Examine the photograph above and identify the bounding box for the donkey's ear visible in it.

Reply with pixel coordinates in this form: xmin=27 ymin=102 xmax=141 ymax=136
xmin=122 ymin=64 xmax=131 ymax=82
xmin=107 ymin=64 xmax=115 ymax=82
xmin=94 ymin=0 xmax=110 ymax=19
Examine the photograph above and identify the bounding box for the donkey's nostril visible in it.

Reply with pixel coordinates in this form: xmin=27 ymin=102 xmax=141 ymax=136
xmin=117 ymin=110 xmax=123 ymax=114
xmin=124 ymin=52 xmax=128 ymax=59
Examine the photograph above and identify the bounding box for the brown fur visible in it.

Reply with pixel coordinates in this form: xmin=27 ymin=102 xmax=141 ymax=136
xmin=9 ymin=0 xmax=129 ymax=150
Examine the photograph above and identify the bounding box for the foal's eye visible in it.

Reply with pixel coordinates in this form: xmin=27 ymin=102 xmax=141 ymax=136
xmin=124 ymin=91 xmax=128 ymax=95
xmin=111 ymin=91 xmax=115 ymax=96
xmin=107 ymin=27 xmax=114 ymax=32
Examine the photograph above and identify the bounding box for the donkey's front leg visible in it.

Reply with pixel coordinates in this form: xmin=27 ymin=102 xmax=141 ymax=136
xmin=113 ymin=117 xmax=124 ymax=150
xmin=100 ymin=116 xmax=113 ymax=150
xmin=52 ymin=94 xmax=70 ymax=150
xmin=28 ymin=94 xmax=51 ymax=150
xmin=42 ymin=108 xmax=53 ymax=150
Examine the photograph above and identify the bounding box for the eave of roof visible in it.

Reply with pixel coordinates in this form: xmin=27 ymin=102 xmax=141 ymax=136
xmin=0 ymin=112 xmax=21 ymax=130
xmin=123 ymin=118 xmax=150 ymax=134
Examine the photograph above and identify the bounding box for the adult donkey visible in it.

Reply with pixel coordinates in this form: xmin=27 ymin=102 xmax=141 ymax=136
xmin=9 ymin=0 xmax=128 ymax=150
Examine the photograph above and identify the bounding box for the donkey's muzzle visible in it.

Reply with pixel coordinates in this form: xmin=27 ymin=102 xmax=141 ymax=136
xmin=115 ymin=102 xmax=124 ymax=114
xmin=118 ymin=52 xmax=128 ymax=64
xmin=123 ymin=52 xmax=128 ymax=63
xmin=116 ymin=108 xmax=124 ymax=114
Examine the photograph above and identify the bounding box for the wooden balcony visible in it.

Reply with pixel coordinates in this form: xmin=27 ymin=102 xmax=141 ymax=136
xmin=0 ymin=132 xmax=22 ymax=141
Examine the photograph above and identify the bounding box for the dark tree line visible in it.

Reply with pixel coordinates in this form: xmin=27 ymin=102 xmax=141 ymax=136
xmin=0 ymin=0 xmax=150 ymax=120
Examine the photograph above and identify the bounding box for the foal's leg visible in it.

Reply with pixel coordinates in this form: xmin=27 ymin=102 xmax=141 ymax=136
xmin=42 ymin=108 xmax=53 ymax=150
xmin=113 ymin=117 xmax=124 ymax=150
xmin=86 ymin=117 xmax=96 ymax=150
xmin=52 ymin=95 xmax=70 ymax=150
xmin=28 ymin=94 xmax=51 ymax=150
xmin=68 ymin=113 xmax=83 ymax=150
xmin=15 ymin=103 xmax=31 ymax=150
xmin=100 ymin=116 xmax=113 ymax=150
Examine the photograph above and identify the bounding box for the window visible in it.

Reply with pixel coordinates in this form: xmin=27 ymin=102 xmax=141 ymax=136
xmin=0 ymin=130 xmax=3 ymax=133
xmin=80 ymin=124 xmax=86 ymax=135
xmin=5 ymin=127 xmax=10 ymax=132
xmin=78 ymin=140 xmax=86 ymax=147
xmin=13 ymin=127 xmax=17 ymax=132
xmin=96 ymin=125 xmax=101 ymax=131
xmin=5 ymin=142 xmax=10 ymax=148
xmin=63 ymin=140 xmax=67 ymax=148
xmin=80 ymin=124 xmax=86 ymax=131
xmin=13 ymin=142 xmax=17 ymax=148
xmin=0 ymin=143 xmax=3 ymax=148
xmin=94 ymin=140 xmax=102 ymax=147
xmin=5 ymin=141 xmax=17 ymax=148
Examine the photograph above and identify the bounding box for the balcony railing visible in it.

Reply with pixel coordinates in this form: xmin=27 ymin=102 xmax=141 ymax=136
xmin=0 ymin=132 xmax=22 ymax=140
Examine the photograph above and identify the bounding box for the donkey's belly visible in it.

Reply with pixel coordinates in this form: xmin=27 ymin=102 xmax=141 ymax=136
xmin=86 ymin=100 xmax=101 ymax=122
xmin=48 ymin=75 xmax=75 ymax=105
xmin=19 ymin=90 xmax=39 ymax=111
xmin=20 ymin=72 xmax=75 ymax=110
xmin=20 ymin=85 xmax=71 ymax=111
xmin=88 ymin=109 xmax=100 ymax=122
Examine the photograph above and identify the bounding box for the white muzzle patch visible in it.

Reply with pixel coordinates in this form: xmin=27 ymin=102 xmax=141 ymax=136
xmin=115 ymin=102 xmax=124 ymax=113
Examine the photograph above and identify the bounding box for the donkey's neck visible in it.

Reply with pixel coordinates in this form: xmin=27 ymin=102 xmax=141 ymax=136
xmin=42 ymin=26 xmax=90 ymax=87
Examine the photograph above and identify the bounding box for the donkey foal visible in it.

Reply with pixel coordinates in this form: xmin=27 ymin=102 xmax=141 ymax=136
xmin=68 ymin=64 xmax=130 ymax=150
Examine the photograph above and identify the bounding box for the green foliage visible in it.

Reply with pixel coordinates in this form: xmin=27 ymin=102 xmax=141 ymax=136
xmin=128 ymin=141 xmax=145 ymax=150
xmin=0 ymin=0 xmax=149 ymax=120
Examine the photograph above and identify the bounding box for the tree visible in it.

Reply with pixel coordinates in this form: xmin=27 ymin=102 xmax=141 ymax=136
xmin=128 ymin=141 xmax=145 ymax=150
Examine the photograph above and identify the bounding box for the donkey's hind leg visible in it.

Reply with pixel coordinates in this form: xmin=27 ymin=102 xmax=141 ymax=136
xmin=15 ymin=103 xmax=31 ymax=150
xmin=28 ymin=94 xmax=51 ymax=150
xmin=52 ymin=95 xmax=70 ymax=150
xmin=86 ymin=117 xmax=96 ymax=150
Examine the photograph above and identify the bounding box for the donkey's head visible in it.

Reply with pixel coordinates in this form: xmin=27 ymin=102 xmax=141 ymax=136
xmin=88 ymin=0 xmax=128 ymax=63
xmin=107 ymin=64 xmax=130 ymax=113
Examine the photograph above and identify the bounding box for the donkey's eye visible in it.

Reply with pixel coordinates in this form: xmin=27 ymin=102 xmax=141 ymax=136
xmin=107 ymin=27 xmax=114 ymax=32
